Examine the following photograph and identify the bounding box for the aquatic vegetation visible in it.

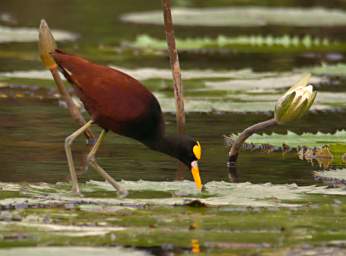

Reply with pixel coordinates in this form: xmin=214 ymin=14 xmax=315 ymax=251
xmin=129 ymin=34 xmax=336 ymax=52
xmin=245 ymin=130 xmax=346 ymax=148
xmin=0 ymin=13 xmax=16 ymax=25
xmin=0 ymin=70 xmax=340 ymax=113
xmin=274 ymin=74 xmax=317 ymax=124
xmin=314 ymin=169 xmax=346 ymax=186
xmin=121 ymin=7 xmax=346 ymax=27
xmin=226 ymin=130 xmax=346 ymax=169
xmin=2 ymin=181 xmax=346 ymax=255
xmin=227 ymin=74 xmax=317 ymax=164
xmin=310 ymin=63 xmax=346 ymax=77
xmin=2 ymin=0 xmax=346 ymax=254
xmin=38 ymin=20 xmax=95 ymax=144
xmin=38 ymin=20 xmax=58 ymax=70
xmin=2 ymin=180 xmax=346 ymax=208
xmin=0 ymin=68 xmax=269 ymax=81
xmin=0 ymin=247 xmax=151 ymax=256
xmin=205 ymin=73 xmax=324 ymax=92
xmin=0 ymin=25 xmax=76 ymax=43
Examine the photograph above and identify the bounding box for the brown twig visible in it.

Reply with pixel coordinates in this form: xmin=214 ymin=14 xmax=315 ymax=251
xmin=228 ymin=118 xmax=278 ymax=165
xmin=39 ymin=19 xmax=95 ymax=143
xmin=161 ymin=0 xmax=186 ymax=174
xmin=162 ymin=0 xmax=185 ymax=134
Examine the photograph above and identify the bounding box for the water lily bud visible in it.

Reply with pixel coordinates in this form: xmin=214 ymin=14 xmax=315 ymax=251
xmin=275 ymin=74 xmax=317 ymax=124
xmin=38 ymin=19 xmax=57 ymax=69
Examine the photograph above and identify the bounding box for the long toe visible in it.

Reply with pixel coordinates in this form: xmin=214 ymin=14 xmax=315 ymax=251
xmin=71 ymin=185 xmax=81 ymax=196
xmin=118 ymin=188 xmax=129 ymax=198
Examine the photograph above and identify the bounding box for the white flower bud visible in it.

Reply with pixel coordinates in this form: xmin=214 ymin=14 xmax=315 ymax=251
xmin=275 ymin=74 xmax=317 ymax=124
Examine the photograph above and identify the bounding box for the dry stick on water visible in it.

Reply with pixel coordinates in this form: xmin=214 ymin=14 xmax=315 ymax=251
xmin=162 ymin=0 xmax=187 ymax=176
xmin=162 ymin=0 xmax=186 ymax=134
xmin=228 ymin=118 xmax=278 ymax=165
xmin=38 ymin=20 xmax=95 ymax=143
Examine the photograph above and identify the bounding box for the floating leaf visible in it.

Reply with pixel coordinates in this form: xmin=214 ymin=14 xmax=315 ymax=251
xmin=129 ymin=34 xmax=338 ymax=52
xmin=0 ymin=25 xmax=76 ymax=43
xmin=0 ymin=247 xmax=151 ymax=256
xmin=314 ymin=169 xmax=346 ymax=187
xmin=3 ymin=180 xmax=346 ymax=208
xmin=309 ymin=63 xmax=346 ymax=77
xmin=245 ymin=130 xmax=346 ymax=148
xmin=121 ymin=7 xmax=346 ymax=27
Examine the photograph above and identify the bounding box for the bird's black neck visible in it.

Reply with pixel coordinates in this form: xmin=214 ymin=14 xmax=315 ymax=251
xmin=146 ymin=135 xmax=186 ymax=164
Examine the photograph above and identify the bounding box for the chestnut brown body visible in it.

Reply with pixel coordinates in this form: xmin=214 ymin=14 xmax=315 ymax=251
xmin=52 ymin=50 xmax=163 ymax=145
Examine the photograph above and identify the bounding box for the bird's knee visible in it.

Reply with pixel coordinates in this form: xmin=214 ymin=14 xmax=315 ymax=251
xmin=65 ymin=136 xmax=74 ymax=147
xmin=87 ymin=154 xmax=96 ymax=164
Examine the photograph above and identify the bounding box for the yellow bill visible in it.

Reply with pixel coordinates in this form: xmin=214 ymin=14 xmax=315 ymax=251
xmin=191 ymin=160 xmax=202 ymax=190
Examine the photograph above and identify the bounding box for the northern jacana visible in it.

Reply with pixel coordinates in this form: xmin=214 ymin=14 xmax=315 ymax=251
xmin=51 ymin=50 xmax=202 ymax=195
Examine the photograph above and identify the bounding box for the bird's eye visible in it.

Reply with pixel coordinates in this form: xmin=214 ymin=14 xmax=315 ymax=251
xmin=193 ymin=141 xmax=202 ymax=160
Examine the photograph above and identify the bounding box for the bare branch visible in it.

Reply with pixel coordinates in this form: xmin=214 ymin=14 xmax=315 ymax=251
xmin=162 ymin=0 xmax=185 ymax=134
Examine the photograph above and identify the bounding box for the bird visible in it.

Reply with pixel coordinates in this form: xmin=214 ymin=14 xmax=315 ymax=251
xmin=50 ymin=49 xmax=202 ymax=196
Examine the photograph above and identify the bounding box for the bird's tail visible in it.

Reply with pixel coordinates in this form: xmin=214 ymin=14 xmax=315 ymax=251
xmin=50 ymin=49 xmax=74 ymax=83
xmin=50 ymin=49 xmax=89 ymax=85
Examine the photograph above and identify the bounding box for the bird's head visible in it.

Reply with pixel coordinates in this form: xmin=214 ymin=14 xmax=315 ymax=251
xmin=152 ymin=134 xmax=203 ymax=191
xmin=177 ymin=137 xmax=202 ymax=191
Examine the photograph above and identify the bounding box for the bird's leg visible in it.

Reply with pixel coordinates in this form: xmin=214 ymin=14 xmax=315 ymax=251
xmin=65 ymin=120 xmax=93 ymax=194
xmin=87 ymin=130 xmax=128 ymax=197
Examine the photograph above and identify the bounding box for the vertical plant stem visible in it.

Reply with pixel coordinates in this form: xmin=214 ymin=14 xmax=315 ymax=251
xmin=162 ymin=0 xmax=186 ymax=134
xmin=50 ymin=68 xmax=95 ymax=143
xmin=39 ymin=19 xmax=95 ymax=144
xmin=162 ymin=0 xmax=186 ymax=175
xmin=228 ymin=118 xmax=278 ymax=165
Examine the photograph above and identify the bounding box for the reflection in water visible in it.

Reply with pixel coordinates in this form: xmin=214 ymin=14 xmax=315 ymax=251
xmin=191 ymin=239 xmax=200 ymax=254
xmin=298 ymin=145 xmax=334 ymax=170
xmin=228 ymin=164 xmax=239 ymax=183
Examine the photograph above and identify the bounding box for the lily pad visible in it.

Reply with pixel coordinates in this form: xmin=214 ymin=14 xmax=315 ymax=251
xmin=0 ymin=68 xmax=269 ymax=81
xmin=0 ymin=69 xmax=339 ymax=113
xmin=121 ymin=7 xmax=346 ymax=27
xmin=0 ymin=25 xmax=77 ymax=43
xmin=3 ymin=180 xmax=346 ymax=208
xmin=0 ymin=222 xmax=125 ymax=237
xmin=0 ymin=247 xmax=151 ymax=256
xmin=205 ymin=73 xmax=323 ymax=91
xmin=245 ymin=130 xmax=346 ymax=148
xmin=314 ymin=169 xmax=346 ymax=187
xmin=129 ymin=34 xmax=337 ymax=53
xmin=310 ymin=63 xmax=346 ymax=77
